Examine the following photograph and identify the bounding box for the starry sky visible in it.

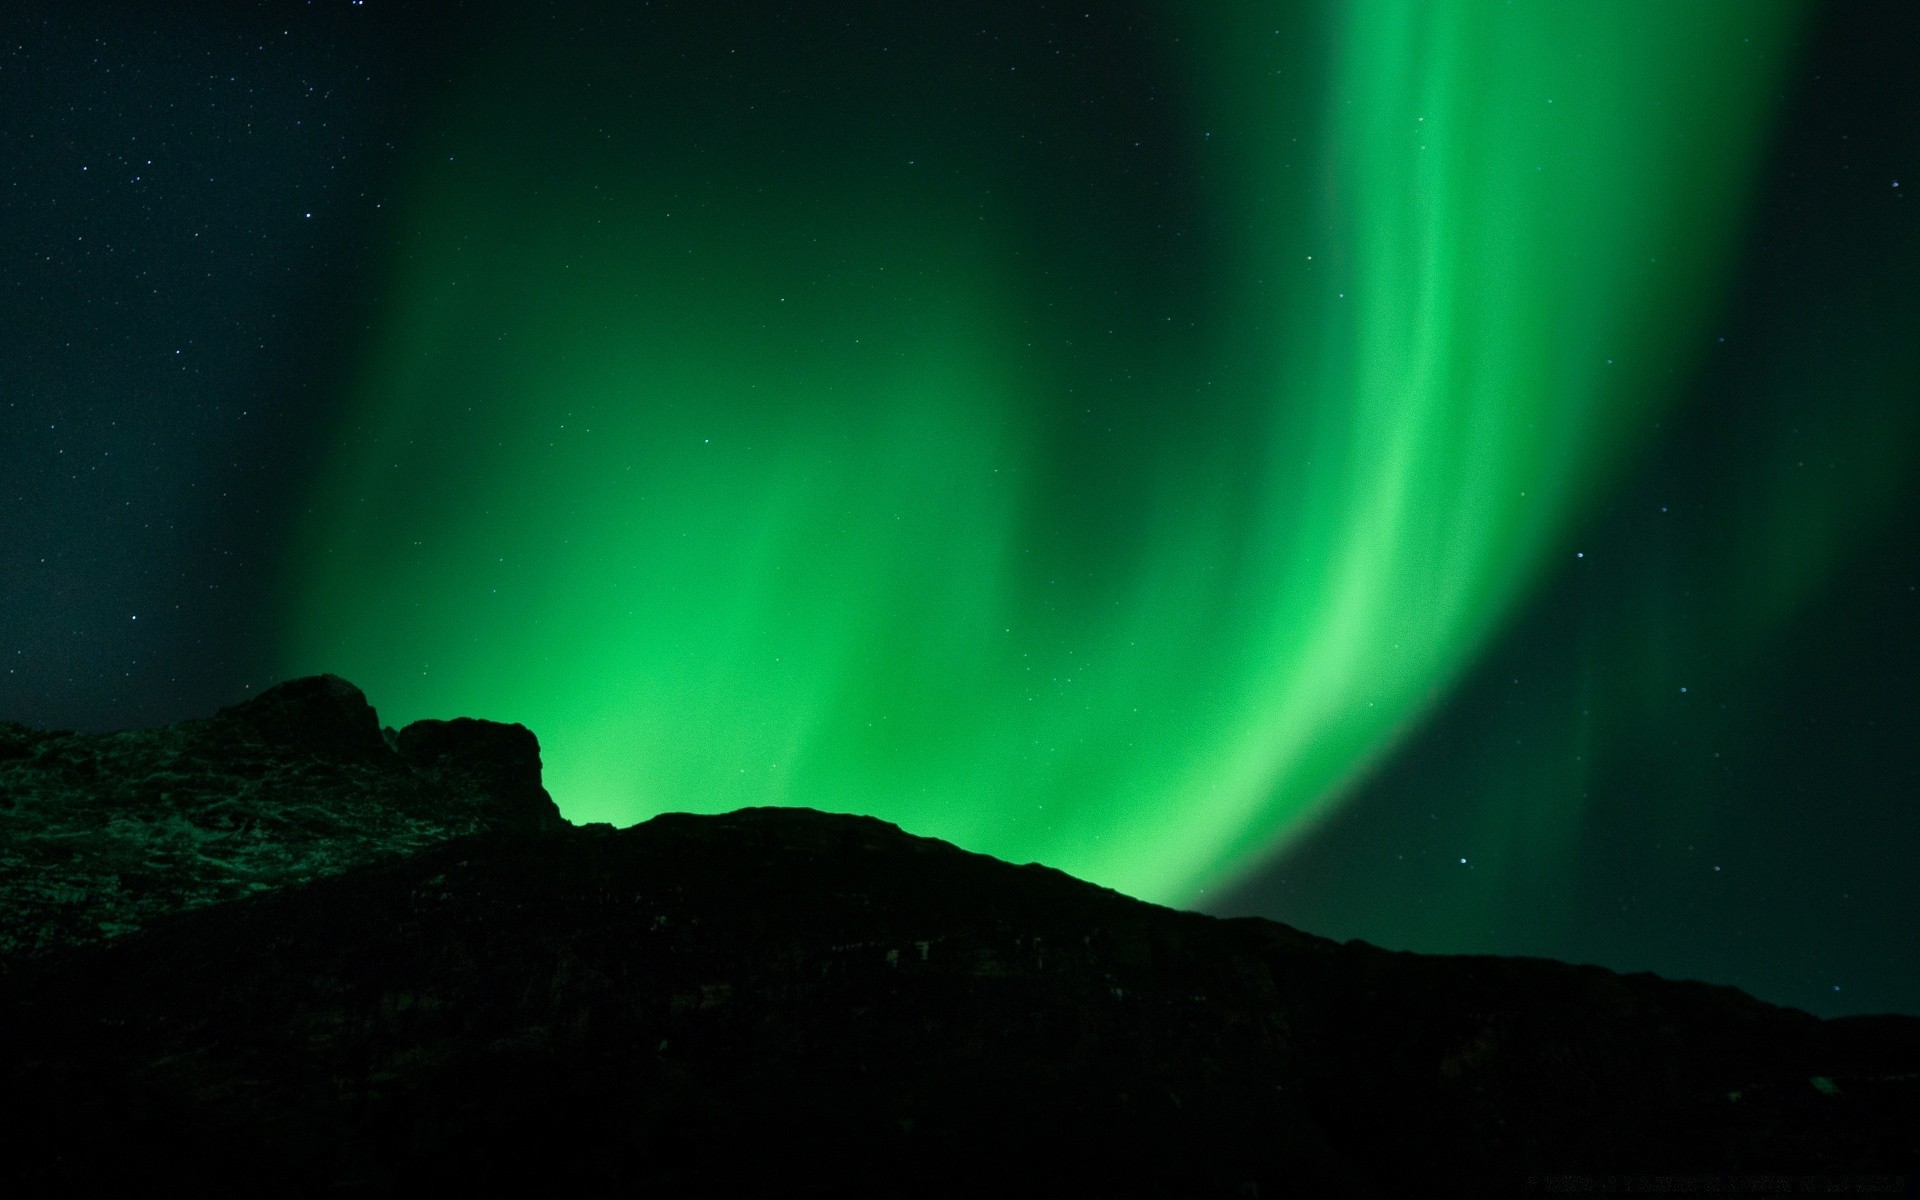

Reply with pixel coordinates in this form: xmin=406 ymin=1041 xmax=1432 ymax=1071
xmin=4 ymin=0 xmax=1915 ymax=1020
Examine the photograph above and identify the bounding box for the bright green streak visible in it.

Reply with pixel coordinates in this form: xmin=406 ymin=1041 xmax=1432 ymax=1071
xmin=284 ymin=3 xmax=1799 ymax=905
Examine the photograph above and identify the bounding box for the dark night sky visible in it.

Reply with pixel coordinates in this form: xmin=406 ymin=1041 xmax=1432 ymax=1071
xmin=3 ymin=0 xmax=1915 ymax=1019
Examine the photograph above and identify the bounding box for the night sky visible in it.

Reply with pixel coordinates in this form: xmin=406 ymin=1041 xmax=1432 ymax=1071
xmin=4 ymin=1 xmax=1915 ymax=1019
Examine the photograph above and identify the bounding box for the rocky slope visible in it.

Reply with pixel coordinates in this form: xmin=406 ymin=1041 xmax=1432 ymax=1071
xmin=0 ymin=674 xmax=561 ymax=961
xmin=1 ymin=680 xmax=1914 ymax=1194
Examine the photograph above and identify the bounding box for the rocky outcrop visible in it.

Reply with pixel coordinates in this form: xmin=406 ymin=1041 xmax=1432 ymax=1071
xmin=0 ymin=681 xmax=1914 ymax=1193
xmin=0 ymin=675 xmax=561 ymax=961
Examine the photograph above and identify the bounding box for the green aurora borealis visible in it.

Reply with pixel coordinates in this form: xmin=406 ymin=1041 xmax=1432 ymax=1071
xmin=3 ymin=0 xmax=1913 ymax=1015
xmin=283 ymin=2 xmax=1814 ymax=907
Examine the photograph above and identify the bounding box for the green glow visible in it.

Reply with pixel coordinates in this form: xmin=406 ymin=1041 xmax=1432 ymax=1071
xmin=284 ymin=3 xmax=1800 ymax=905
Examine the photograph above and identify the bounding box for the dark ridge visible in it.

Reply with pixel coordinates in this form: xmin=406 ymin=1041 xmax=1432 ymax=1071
xmin=0 ymin=683 xmax=1915 ymax=1194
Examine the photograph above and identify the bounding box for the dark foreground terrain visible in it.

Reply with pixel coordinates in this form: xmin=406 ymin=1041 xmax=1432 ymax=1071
xmin=2 ymin=679 xmax=1915 ymax=1195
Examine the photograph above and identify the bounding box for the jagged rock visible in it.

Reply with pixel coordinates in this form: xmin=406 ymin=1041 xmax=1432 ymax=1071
xmin=211 ymin=672 xmax=392 ymax=764
xmin=0 ymin=675 xmax=561 ymax=962
xmin=394 ymin=717 xmax=556 ymax=834
xmin=0 ymin=682 xmax=1914 ymax=1193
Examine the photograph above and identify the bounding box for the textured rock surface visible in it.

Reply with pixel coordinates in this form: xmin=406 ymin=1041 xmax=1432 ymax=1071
xmin=0 ymin=675 xmax=561 ymax=961
xmin=3 ymin=803 xmax=1917 ymax=1195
